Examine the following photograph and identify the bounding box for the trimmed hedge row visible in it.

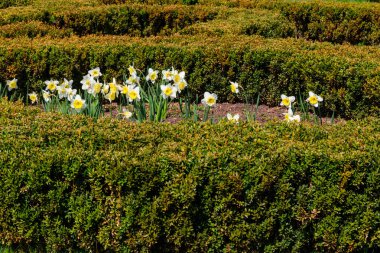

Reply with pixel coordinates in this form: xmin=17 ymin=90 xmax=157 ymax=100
xmin=0 ymin=4 xmax=217 ymax=37
xmin=0 ymin=0 xmax=30 ymax=9
xmin=1 ymin=35 xmax=380 ymax=118
xmin=277 ymin=1 xmax=380 ymax=45
xmin=0 ymin=99 xmax=379 ymax=252
xmin=0 ymin=21 xmax=73 ymax=38
xmin=198 ymin=0 xmax=380 ymax=45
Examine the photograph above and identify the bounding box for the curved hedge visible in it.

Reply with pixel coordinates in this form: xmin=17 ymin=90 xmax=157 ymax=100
xmin=0 ymin=99 xmax=379 ymax=252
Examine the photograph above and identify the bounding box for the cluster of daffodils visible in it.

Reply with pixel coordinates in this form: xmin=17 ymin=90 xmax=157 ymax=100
xmin=159 ymin=67 xmax=188 ymax=99
xmin=280 ymin=91 xmax=323 ymax=122
xmin=226 ymin=81 xmax=240 ymax=123
xmin=43 ymin=78 xmax=86 ymax=112
xmin=280 ymin=94 xmax=300 ymax=122
xmin=4 ymin=67 xmax=326 ymax=124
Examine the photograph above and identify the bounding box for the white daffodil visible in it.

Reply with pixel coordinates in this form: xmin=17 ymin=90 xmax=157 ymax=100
xmin=56 ymin=85 xmax=68 ymax=99
xmin=172 ymin=70 xmax=185 ymax=84
xmin=88 ymin=67 xmax=102 ymax=79
xmin=120 ymin=108 xmax=133 ymax=119
xmin=120 ymin=85 xmax=129 ymax=95
xmin=101 ymin=84 xmax=110 ymax=95
xmin=175 ymin=79 xmax=187 ymax=93
xmin=104 ymin=91 xmax=117 ymax=103
xmin=6 ymin=78 xmax=18 ymax=91
xmin=70 ymin=94 xmax=86 ymax=112
xmin=128 ymin=65 xmax=137 ymax=76
xmin=146 ymin=68 xmax=159 ymax=83
xmin=90 ymin=82 xmax=102 ymax=96
xmin=280 ymin=94 xmax=295 ymax=108
xmin=306 ymin=91 xmax=323 ymax=107
xmin=162 ymin=69 xmax=173 ymax=81
xmin=42 ymin=90 xmax=51 ymax=102
xmin=127 ymin=85 xmax=140 ymax=102
xmin=201 ymin=92 xmax=217 ymax=107
xmin=28 ymin=92 xmax=38 ymax=104
xmin=283 ymin=107 xmax=301 ymax=123
xmin=160 ymin=84 xmax=177 ymax=99
xmin=126 ymin=75 xmax=140 ymax=85
xmin=61 ymin=78 xmax=73 ymax=89
xmin=45 ymin=80 xmax=59 ymax=92
xmin=66 ymin=88 xmax=77 ymax=102
xmin=80 ymin=74 xmax=95 ymax=91
xmin=108 ymin=78 xmax=119 ymax=95
xmin=230 ymin=81 xmax=239 ymax=94
xmin=227 ymin=113 xmax=239 ymax=123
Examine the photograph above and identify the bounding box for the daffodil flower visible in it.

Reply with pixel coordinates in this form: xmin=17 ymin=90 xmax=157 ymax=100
xmin=61 ymin=78 xmax=73 ymax=89
xmin=45 ymin=80 xmax=59 ymax=92
xmin=172 ymin=70 xmax=185 ymax=84
xmin=66 ymin=88 xmax=77 ymax=102
xmin=120 ymin=108 xmax=133 ymax=119
xmin=127 ymin=85 xmax=140 ymax=102
xmin=128 ymin=66 xmax=137 ymax=76
xmin=175 ymin=79 xmax=187 ymax=93
xmin=120 ymin=85 xmax=129 ymax=95
xmin=88 ymin=67 xmax=102 ymax=79
xmin=81 ymin=75 xmax=95 ymax=91
xmin=101 ymin=84 xmax=110 ymax=95
xmin=70 ymin=94 xmax=86 ymax=112
xmin=126 ymin=75 xmax=140 ymax=85
xmin=227 ymin=113 xmax=239 ymax=123
xmin=90 ymin=82 xmax=102 ymax=96
xmin=42 ymin=90 xmax=51 ymax=102
xmin=283 ymin=107 xmax=300 ymax=122
xmin=56 ymin=85 xmax=68 ymax=99
xmin=28 ymin=92 xmax=38 ymax=104
xmin=108 ymin=78 xmax=119 ymax=95
xmin=230 ymin=81 xmax=239 ymax=94
xmin=6 ymin=78 xmax=18 ymax=91
xmin=105 ymin=91 xmax=117 ymax=103
xmin=306 ymin=91 xmax=323 ymax=107
xmin=160 ymin=84 xmax=177 ymax=99
xmin=280 ymin=94 xmax=295 ymax=107
xmin=162 ymin=69 xmax=173 ymax=81
xmin=146 ymin=68 xmax=159 ymax=83
xmin=202 ymin=92 xmax=217 ymax=107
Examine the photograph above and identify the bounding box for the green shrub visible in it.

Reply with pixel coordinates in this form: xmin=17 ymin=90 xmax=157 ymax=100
xmin=276 ymin=1 xmax=380 ymax=45
xmin=0 ymin=5 xmax=217 ymax=37
xmin=0 ymin=0 xmax=30 ymax=9
xmin=0 ymin=99 xmax=379 ymax=252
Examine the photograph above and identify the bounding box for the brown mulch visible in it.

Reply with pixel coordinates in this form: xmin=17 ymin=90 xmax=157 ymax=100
xmin=141 ymin=103 xmax=340 ymax=124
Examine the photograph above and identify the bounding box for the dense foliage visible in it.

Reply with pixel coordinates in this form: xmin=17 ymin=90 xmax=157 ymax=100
xmin=0 ymin=99 xmax=379 ymax=252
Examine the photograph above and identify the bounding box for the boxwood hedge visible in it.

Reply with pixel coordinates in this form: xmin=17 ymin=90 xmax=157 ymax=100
xmin=0 ymin=99 xmax=379 ymax=252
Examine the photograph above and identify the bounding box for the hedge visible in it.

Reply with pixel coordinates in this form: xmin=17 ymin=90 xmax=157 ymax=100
xmin=1 ymin=35 xmax=380 ymax=118
xmin=277 ymin=1 xmax=380 ymax=45
xmin=0 ymin=4 xmax=217 ymax=37
xmin=0 ymin=99 xmax=379 ymax=252
xmin=0 ymin=0 xmax=30 ymax=9
xmin=197 ymin=0 xmax=380 ymax=45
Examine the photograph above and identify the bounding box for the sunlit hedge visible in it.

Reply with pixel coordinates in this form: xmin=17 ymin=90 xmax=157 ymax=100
xmin=278 ymin=1 xmax=380 ymax=45
xmin=0 ymin=4 xmax=217 ymax=37
xmin=0 ymin=99 xmax=379 ymax=252
xmin=0 ymin=0 xmax=30 ymax=9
